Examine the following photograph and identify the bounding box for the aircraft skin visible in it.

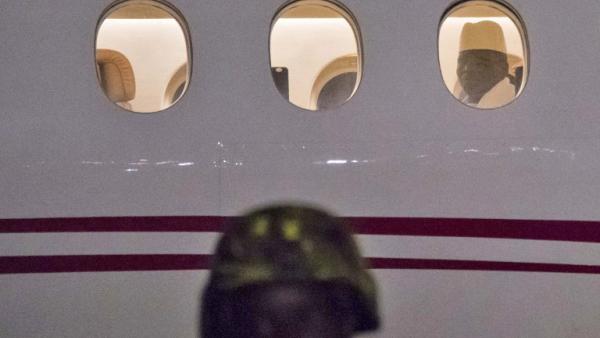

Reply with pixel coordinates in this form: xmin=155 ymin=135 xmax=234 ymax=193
xmin=2 ymin=0 xmax=600 ymax=337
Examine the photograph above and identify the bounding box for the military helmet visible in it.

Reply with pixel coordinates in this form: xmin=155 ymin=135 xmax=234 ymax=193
xmin=201 ymin=205 xmax=379 ymax=336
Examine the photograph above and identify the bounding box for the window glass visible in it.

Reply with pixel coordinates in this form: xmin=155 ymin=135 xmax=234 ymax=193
xmin=270 ymin=0 xmax=362 ymax=111
xmin=439 ymin=1 xmax=528 ymax=109
xmin=96 ymin=0 xmax=191 ymax=113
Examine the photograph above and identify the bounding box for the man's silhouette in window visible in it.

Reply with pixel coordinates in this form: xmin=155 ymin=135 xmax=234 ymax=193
xmin=455 ymin=21 xmax=517 ymax=108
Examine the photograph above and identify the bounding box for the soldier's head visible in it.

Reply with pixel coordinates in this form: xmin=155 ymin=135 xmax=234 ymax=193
xmin=457 ymin=21 xmax=509 ymax=103
xmin=201 ymin=205 xmax=379 ymax=338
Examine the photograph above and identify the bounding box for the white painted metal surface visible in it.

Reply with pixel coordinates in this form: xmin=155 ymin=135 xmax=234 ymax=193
xmin=2 ymin=0 xmax=600 ymax=337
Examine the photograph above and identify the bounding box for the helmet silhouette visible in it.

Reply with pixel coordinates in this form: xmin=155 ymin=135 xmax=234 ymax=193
xmin=201 ymin=205 xmax=379 ymax=337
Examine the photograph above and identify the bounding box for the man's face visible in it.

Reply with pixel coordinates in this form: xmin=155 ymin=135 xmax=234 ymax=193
xmin=230 ymin=283 xmax=353 ymax=338
xmin=457 ymin=50 xmax=508 ymax=102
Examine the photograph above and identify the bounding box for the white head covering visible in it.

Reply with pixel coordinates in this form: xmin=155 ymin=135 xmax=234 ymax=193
xmin=459 ymin=21 xmax=507 ymax=54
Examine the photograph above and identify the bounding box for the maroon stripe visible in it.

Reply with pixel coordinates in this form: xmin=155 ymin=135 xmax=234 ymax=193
xmin=348 ymin=217 xmax=600 ymax=243
xmin=2 ymin=255 xmax=600 ymax=275
xmin=0 ymin=216 xmax=228 ymax=233
xmin=2 ymin=216 xmax=600 ymax=243
xmin=369 ymin=258 xmax=600 ymax=274
xmin=0 ymin=255 xmax=213 ymax=274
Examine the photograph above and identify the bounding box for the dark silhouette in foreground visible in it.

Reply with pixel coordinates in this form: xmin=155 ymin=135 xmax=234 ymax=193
xmin=201 ymin=205 xmax=379 ymax=338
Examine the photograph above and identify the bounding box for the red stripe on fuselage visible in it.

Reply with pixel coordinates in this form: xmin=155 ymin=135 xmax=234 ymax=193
xmin=2 ymin=255 xmax=600 ymax=274
xmin=1 ymin=216 xmax=600 ymax=243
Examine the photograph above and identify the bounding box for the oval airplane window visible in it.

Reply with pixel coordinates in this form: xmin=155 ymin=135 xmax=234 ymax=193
xmin=96 ymin=0 xmax=191 ymax=113
xmin=270 ymin=0 xmax=362 ymax=111
xmin=439 ymin=1 xmax=528 ymax=109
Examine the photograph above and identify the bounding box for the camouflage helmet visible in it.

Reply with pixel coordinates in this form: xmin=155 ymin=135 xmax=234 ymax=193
xmin=201 ymin=205 xmax=379 ymax=335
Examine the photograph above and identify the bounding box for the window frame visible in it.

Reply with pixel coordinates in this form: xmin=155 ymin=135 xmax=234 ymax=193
xmin=269 ymin=0 xmax=365 ymax=111
xmin=95 ymin=0 xmax=193 ymax=114
xmin=438 ymin=0 xmax=530 ymax=110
